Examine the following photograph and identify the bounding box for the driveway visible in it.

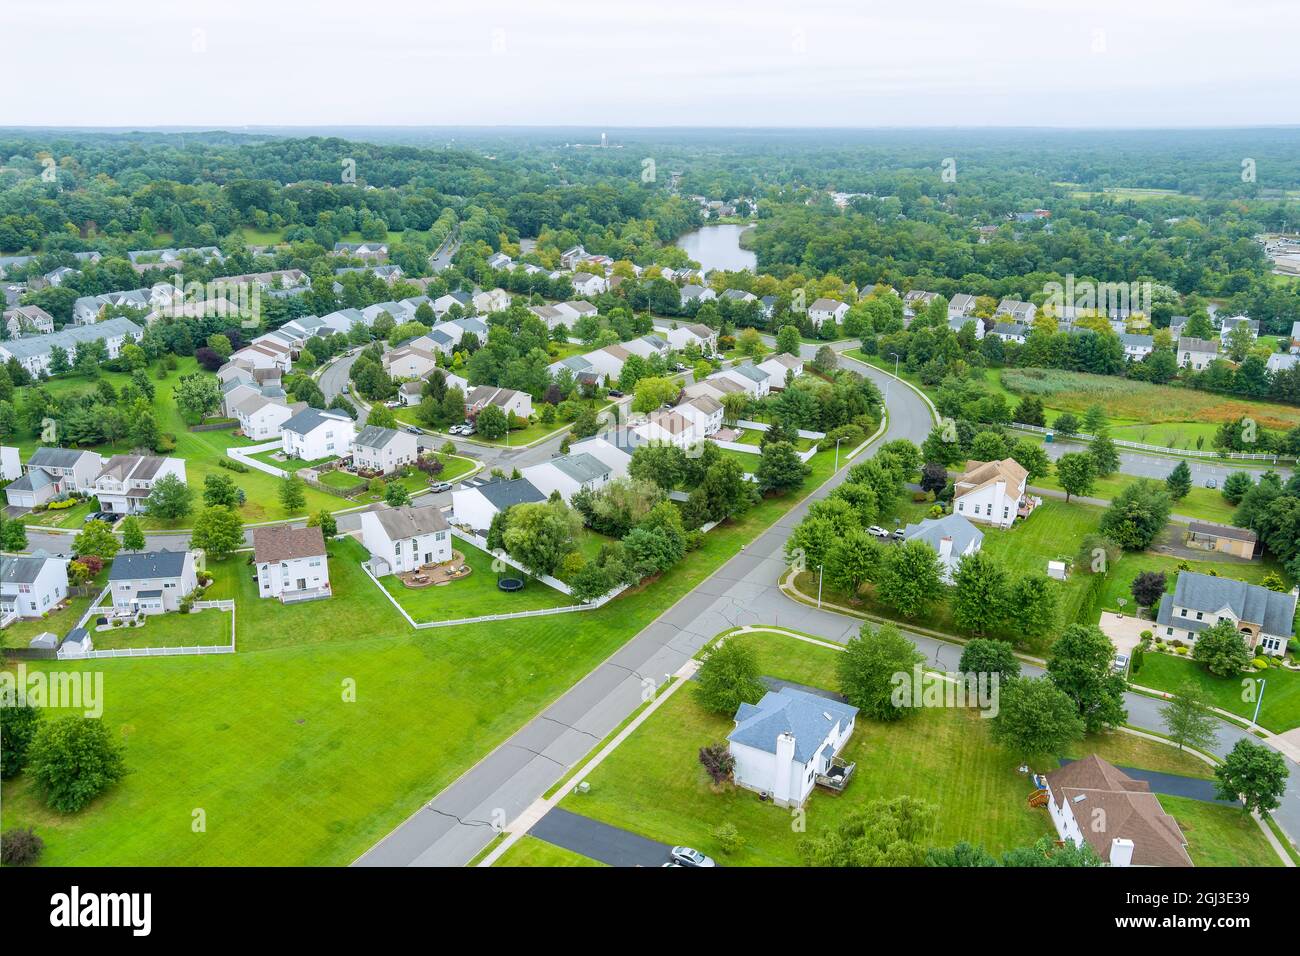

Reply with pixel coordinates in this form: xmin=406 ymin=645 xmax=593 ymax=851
xmin=1097 ymin=612 xmax=1152 ymax=658
xmin=530 ymin=807 xmax=674 ymax=867
xmin=1056 ymin=758 xmax=1236 ymax=805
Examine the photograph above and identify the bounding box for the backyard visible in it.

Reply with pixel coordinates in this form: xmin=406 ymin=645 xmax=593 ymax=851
xmin=369 ymin=536 xmax=578 ymax=622
xmin=89 ymin=603 xmax=233 ymax=650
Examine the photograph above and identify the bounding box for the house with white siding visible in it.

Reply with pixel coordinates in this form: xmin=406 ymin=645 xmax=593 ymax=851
xmin=235 ymin=395 xmax=298 ymax=440
xmin=666 ymin=323 xmax=718 ymax=353
xmin=4 ymin=447 xmax=103 ymax=509
xmin=522 ymin=452 xmax=613 ymax=502
xmin=465 ymin=385 xmax=533 ymax=421
xmin=352 ymin=425 xmax=419 ymax=476
xmin=1 ymin=551 xmax=69 ymax=620
xmin=0 ymin=318 xmax=143 ymax=377
xmin=252 ymin=525 xmax=331 ymax=602
xmin=91 ymin=455 xmax=187 ymax=516
xmin=728 ymin=687 xmax=858 ymax=808
xmin=807 ymin=298 xmax=849 ymax=327
xmin=1178 ymin=337 xmax=1219 ymax=370
xmin=711 ymin=363 xmax=771 ymax=398
xmin=953 ymin=458 xmax=1037 ymax=528
xmin=108 ymin=549 xmax=198 ymax=615
xmin=451 ymin=476 xmax=547 ymax=534
xmin=756 ymin=352 xmax=804 ymax=390
xmin=361 ymin=505 xmax=453 ymax=575
xmin=675 ymin=395 xmax=724 ymax=437
xmin=901 ymin=513 xmax=984 ymax=584
xmin=280 ymin=408 xmax=357 ymax=461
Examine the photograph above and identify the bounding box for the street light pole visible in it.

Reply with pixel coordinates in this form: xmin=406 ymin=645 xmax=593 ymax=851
xmin=883 ymin=351 xmax=900 ymax=406
xmin=834 ymin=436 xmax=844 ymax=471
xmin=817 ymin=564 xmax=824 ymax=609
xmin=1252 ymin=678 xmax=1267 ymax=728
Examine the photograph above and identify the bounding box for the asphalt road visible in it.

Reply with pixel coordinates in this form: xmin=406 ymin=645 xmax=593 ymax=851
xmin=1040 ymin=436 xmax=1292 ymax=486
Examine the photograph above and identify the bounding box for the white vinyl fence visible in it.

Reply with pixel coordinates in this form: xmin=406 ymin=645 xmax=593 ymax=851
xmin=1009 ymin=422 xmax=1294 ymax=463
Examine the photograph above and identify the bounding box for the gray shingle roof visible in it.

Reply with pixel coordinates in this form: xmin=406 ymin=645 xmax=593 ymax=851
xmin=371 ymin=505 xmax=449 ymax=540
xmin=1 ymin=551 xmax=62 ymax=584
xmin=282 ymin=407 xmax=352 ymax=436
xmin=354 ymin=425 xmax=402 ymax=449
xmin=553 ymin=452 xmax=610 ymax=485
xmin=0 ymin=317 xmax=142 ymax=360
xmin=108 ymin=549 xmax=189 ymax=581
xmin=476 ymin=477 xmax=546 ymax=510
xmin=728 ymin=687 xmax=858 ymax=763
xmin=1162 ymin=571 xmax=1296 ymax=636
xmin=902 ymin=513 xmax=983 ymax=555
xmin=28 ymin=447 xmax=96 ymax=470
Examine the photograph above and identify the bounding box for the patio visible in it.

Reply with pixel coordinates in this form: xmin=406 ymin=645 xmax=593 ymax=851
xmin=396 ymin=550 xmax=472 ymax=588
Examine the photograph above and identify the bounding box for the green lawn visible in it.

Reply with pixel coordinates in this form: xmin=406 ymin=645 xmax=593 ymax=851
xmin=556 ymin=630 xmax=1052 ymax=865
xmin=1135 ymin=653 xmax=1300 ymax=733
xmin=1062 ymin=732 xmax=1213 ymax=780
xmin=90 ymin=606 xmax=233 ymax=650
xmin=374 ymin=538 xmax=576 ymax=622
xmin=980 ymin=499 xmax=1101 ymax=625
xmin=21 ymin=498 xmax=97 ymax=529
xmin=1028 ymin=461 xmax=1241 ymax=524
xmin=1158 ymin=795 xmax=1283 ymax=867
xmin=0 ymin=443 xmax=848 ymax=866
xmin=493 ymin=835 xmax=605 ymax=867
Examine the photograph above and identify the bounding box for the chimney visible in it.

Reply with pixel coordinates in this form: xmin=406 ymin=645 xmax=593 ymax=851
xmin=773 ymin=732 xmax=797 ymax=807
xmin=938 ymin=536 xmax=953 ymax=562
xmin=1109 ymin=837 xmax=1134 ymax=867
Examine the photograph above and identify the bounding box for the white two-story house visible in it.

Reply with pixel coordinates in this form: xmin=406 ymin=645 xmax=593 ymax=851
xmin=280 ymin=408 xmax=357 ymax=462
xmin=522 ymin=452 xmax=613 ymax=503
xmin=953 ymin=458 xmax=1037 ymax=528
xmin=352 ymin=425 xmax=419 ymax=476
xmin=92 ymin=455 xmax=187 ymax=516
xmin=4 ymin=447 xmax=103 ymax=509
xmin=901 ymin=513 xmax=984 ymax=584
xmin=807 ymin=297 xmax=849 ymax=328
xmin=1 ymin=551 xmax=69 ymax=620
xmin=361 ymin=505 xmax=453 ymax=575
xmin=108 ymin=549 xmax=198 ymax=615
xmin=252 ymin=525 xmax=331 ymax=602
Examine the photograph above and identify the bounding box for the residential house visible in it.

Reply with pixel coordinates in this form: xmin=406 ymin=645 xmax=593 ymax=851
xmin=903 ymin=290 xmax=939 ymax=316
xmin=1155 ymin=570 xmax=1296 ymax=657
xmin=634 ymin=409 xmax=698 ymax=448
xmin=549 ymin=354 xmax=603 ymax=388
xmin=280 ymin=408 xmax=357 ymax=461
xmin=108 ymin=549 xmax=198 ymax=615
xmin=721 ymin=289 xmax=757 ymax=304
xmin=3 ymin=304 xmax=54 ymax=337
xmin=523 ymin=452 xmax=612 ymax=502
xmin=953 ymin=458 xmax=1037 ymax=528
xmin=1185 ymin=521 xmax=1258 ymax=560
xmin=554 ymin=300 xmax=599 ymax=324
xmin=92 ymin=455 xmax=187 ymax=516
xmin=3 ymin=447 xmax=103 ymax=509
xmin=728 ymin=687 xmax=859 ymax=808
xmin=383 ymin=343 xmax=441 ymax=380
xmin=948 ymin=314 xmax=986 ymax=339
xmin=807 ymin=298 xmax=849 ymax=328
xmin=621 ymin=334 xmax=672 ymax=361
xmin=584 ymin=344 xmax=631 ymax=383
xmin=990 ymin=321 xmax=1028 ymax=344
xmin=1267 ymin=352 xmax=1300 ymax=374
xmin=1178 ymin=336 xmax=1219 ymax=370
xmin=948 ymin=293 xmax=977 ymax=319
xmin=712 ymin=363 xmax=771 ymax=399
xmin=451 ymin=476 xmax=546 ymax=534
xmin=570 ymin=431 xmax=640 ymax=478
xmin=995 ymin=298 xmax=1037 ymax=323
xmin=528 ymin=304 xmax=567 ymax=330
xmin=352 ymin=425 xmax=419 ymax=475
xmin=683 ymin=375 xmax=746 ymax=404
xmin=252 ymin=525 xmax=331 ymax=602
xmin=1 ymin=551 xmax=69 ymax=620
xmin=230 ymin=341 xmax=293 ymax=374
xmin=675 ymin=395 xmax=724 ymax=437
xmin=1119 ymin=333 xmax=1154 ymax=361
xmin=1218 ymin=315 xmax=1259 ymax=345
xmin=235 ymin=395 xmax=298 ymax=440
xmin=1041 ymin=755 xmax=1192 ymax=867
xmin=666 ymin=322 xmax=718 ymax=353
xmin=567 ymin=272 xmax=607 ymax=297
xmin=486 ymin=252 xmax=513 ymax=270
xmin=361 ymin=505 xmax=453 ymax=575
xmin=472 ymin=288 xmax=512 ymax=314
xmin=0 ymin=317 xmax=143 ymax=377
xmin=756 ymin=352 xmax=804 ymax=390
xmin=559 ymin=245 xmax=588 ymax=269
xmin=901 ymin=513 xmax=984 ymax=584
xmin=433 ymin=291 xmax=474 ymax=317
xmin=332 ymin=241 xmax=388 ymax=261
xmin=465 ymin=385 xmax=533 ymax=421
xmin=679 ymin=284 xmax=716 ymax=308
xmin=1289 ymin=320 xmax=1300 ymax=353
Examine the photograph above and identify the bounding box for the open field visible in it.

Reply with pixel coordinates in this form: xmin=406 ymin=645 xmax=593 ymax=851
xmin=0 ymin=446 xmax=844 ymax=865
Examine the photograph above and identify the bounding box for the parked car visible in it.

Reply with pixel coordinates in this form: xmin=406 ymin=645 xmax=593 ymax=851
xmin=867 ymin=526 xmax=890 ymax=538
xmin=891 ymin=528 xmax=906 ymax=540
xmin=1205 ymin=477 xmax=1217 ymax=489
xmin=404 ymin=425 xmax=421 ymax=435
xmin=670 ymin=846 xmax=715 ymax=868
xmin=1112 ymin=653 xmax=1130 ymax=674
xmin=608 ymin=389 xmax=624 ymax=398
xmin=448 ymin=425 xmax=465 ymax=435
xmin=429 ymin=481 xmax=452 ymax=493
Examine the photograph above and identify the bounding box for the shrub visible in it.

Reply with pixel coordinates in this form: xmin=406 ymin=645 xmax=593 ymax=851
xmin=0 ymin=827 xmax=44 ymax=866
xmin=710 ymin=821 xmax=745 ymax=855
xmin=698 ymin=742 xmax=735 ymax=785
xmin=218 ymin=457 xmax=250 ymax=473
xmin=1252 ymin=657 xmax=1269 ymax=669
xmin=1175 ymin=646 xmax=1188 ymax=655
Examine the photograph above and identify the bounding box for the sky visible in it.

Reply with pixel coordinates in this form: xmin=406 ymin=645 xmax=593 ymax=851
xmin=6 ymin=0 xmax=1297 ymax=129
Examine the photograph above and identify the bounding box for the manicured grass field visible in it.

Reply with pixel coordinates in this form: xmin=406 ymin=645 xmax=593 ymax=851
xmin=1028 ymin=464 xmax=1241 ymax=524
xmin=90 ymin=606 xmax=233 ymax=650
xmin=0 ymin=448 xmax=845 ymax=865
xmin=979 ymin=499 xmax=1101 ymax=624
xmin=1134 ymin=652 xmax=1300 ymax=734
xmin=373 ymin=538 xmax=576 ymax=622
xmin=21 ymin=498 xmax=97 ymax=529
xmin=556 ymin=631 xmax=1052 ymax=864
xmin=1157 ymin=795 xmax=1282 ymax=867
xmin=493 ymin=835 xmax=606 ymax=867
xmin=1062 ymin=732 xmax=1214 ymax=780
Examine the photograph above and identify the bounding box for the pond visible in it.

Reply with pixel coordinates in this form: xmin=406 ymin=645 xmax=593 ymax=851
xmin=675 ymin=223 xmax=756 ymax=272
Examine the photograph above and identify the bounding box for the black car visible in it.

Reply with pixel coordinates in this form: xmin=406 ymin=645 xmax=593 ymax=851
xmin=608 ymin=389 xmax=624 ymax=398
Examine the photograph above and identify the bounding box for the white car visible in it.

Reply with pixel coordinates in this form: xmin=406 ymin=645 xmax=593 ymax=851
xmin=867 ymin=526 xmax=890 ymax=538
xmin=670 ymin=846 xmax=715 ymax=868
xmin=1112 ymin=653 xmax=1130 ymax=674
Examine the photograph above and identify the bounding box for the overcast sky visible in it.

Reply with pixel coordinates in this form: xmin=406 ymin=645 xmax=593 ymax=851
xmin=6 ymin=0 xmax=1296 ymax=129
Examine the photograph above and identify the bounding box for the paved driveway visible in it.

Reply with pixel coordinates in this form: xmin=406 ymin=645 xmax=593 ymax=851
xmin=1097 ymin=612 xmax=1152 ymax=658
xmin=530 ymin=808 xmax=674 ymax=867
xmin=1056 ymin=758 xmax=1235 ymax=805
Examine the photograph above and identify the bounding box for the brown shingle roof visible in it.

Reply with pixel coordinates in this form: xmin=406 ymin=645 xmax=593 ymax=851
xmin=253 ymin=524 xmax=327 ymax=564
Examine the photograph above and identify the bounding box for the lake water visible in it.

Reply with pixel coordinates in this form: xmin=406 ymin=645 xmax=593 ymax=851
xmin=675 ymin=223 xmax=757 ymax=272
